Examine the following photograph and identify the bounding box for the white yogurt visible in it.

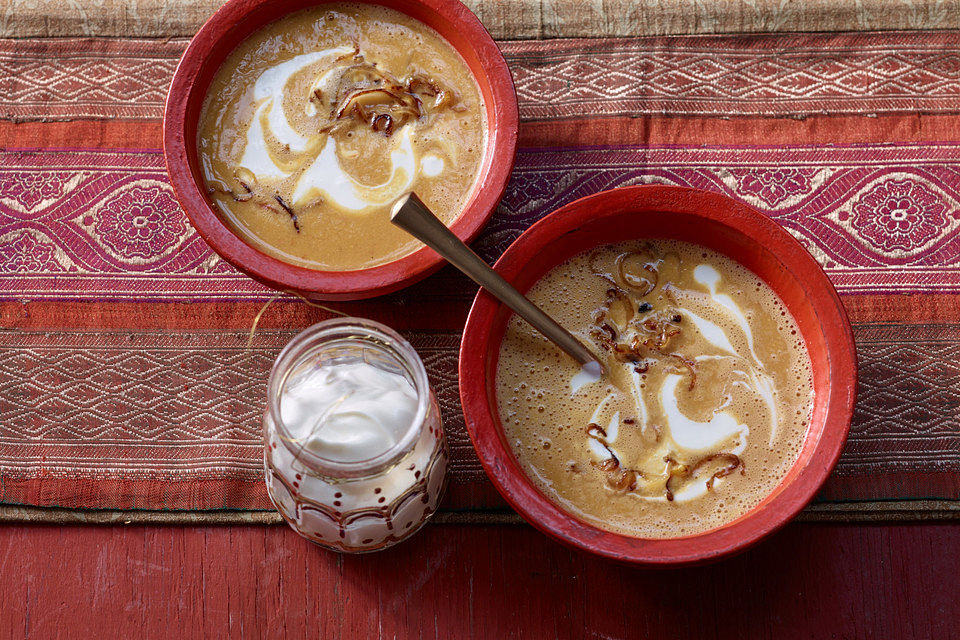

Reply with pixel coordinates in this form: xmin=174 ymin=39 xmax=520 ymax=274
xmin=280 ymin=361 xmax=418 ymax=463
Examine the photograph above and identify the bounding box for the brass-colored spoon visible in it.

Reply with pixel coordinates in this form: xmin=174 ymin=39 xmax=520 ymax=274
xmin=390 ymin=192 xmax=605 ymax=377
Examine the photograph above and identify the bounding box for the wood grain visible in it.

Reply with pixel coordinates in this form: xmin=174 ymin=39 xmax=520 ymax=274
xmin=0 ymin=522 xmax=957 ymax=638
xmin=2 ymin=0 xmax=960 ymax=38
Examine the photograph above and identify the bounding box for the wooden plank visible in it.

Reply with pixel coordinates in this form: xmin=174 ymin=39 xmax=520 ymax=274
xmin=0 ymin=522 xmax=957 ymax=637
xmin=2 ymin=0 xmax=960 ymax=38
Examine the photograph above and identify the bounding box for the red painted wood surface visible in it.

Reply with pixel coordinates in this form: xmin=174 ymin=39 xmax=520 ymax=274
xmin=0 ymin=523 xmax=956 ymax=638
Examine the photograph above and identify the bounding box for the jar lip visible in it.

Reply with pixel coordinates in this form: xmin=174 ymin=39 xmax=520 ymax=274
xmin=266 ymin=317 xmax=430 ymax=479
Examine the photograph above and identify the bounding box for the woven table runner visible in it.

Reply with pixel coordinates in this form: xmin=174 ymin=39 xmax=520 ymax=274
xmin=1 ymin=27 xmax=959 ymax=523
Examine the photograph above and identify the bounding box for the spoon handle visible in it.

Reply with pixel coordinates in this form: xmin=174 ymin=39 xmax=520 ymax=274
xmin=391 ymin=193 xmax=603 ymax=371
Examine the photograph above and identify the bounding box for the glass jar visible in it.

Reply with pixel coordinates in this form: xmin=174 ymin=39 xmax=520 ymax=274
xmin=263 ymin=317 xmax=447 ymax=552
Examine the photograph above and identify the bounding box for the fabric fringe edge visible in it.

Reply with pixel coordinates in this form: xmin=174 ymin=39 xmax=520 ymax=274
xmin=1 ymin=501 xmax=958 ymax=526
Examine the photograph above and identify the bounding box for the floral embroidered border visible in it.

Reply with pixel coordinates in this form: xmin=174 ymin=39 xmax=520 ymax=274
xmin=2 ymin=145 xmax=958 ymax=301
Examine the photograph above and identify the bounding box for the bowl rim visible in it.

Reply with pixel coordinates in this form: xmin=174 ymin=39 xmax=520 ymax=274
xmin=163 ymin=0 xmax=518 ymax=300
xmin=459 ymin=184 xmax=858 ymax=565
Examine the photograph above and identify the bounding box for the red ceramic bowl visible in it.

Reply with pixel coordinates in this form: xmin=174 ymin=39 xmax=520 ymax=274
xmin=460 ymin=185 xmax=858 ymax=565
xmin=164 ymin=0 xmax=517 ymax=300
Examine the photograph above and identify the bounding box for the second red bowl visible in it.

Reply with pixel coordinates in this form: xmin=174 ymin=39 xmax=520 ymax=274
xmin=459 ymin=185 xmax=857 ymax=565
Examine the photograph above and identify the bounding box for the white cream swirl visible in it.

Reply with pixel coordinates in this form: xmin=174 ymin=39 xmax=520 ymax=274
xmin=234 ymin=47 xmax=446 ymax=213
xmin=575 ymin=263 xmax=772 ymax=502
xmin=292 ymin=128 xmax=416 ymax=209
xmin=238 ymin=47 xmax=352 ymax=180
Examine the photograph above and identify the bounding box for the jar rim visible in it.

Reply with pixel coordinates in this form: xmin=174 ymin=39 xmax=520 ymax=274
xmin=266 ymin=317 xmax=430 ymax=479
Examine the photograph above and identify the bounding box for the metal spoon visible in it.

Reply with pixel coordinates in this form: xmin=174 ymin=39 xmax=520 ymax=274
xmin=390 ymin=192 xmax=605 ymax=376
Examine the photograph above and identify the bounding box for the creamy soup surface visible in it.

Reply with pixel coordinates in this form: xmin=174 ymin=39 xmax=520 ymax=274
xmin=496 ymin=240 xmax=814 ymax=539
xmin=198 ymin=4 xmax=486 ymax=270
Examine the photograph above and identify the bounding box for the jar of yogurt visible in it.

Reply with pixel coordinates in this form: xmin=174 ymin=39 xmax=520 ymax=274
xmin=263 ymin=317 xmax=447 ymax=552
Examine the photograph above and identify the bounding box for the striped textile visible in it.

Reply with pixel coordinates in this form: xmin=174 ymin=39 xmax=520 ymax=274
xmin=1 ymin=31 xmax=958 ymax=518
